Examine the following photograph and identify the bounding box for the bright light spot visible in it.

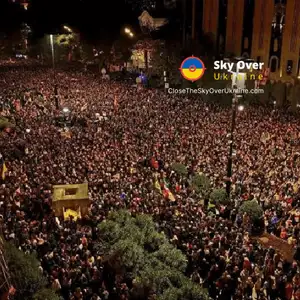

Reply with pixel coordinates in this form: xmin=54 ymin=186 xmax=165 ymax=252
xmin=125 ymin=28 xmax=130 ymax=34
xmin=238 ymin=105 xmax=244 ymax=111
xmin=298 ymin=76 xmax=300 ymax=79
xmin=63 ymin=25 xmax=72 ymax=33
xmin=26 ymin=129 xmax=31 ymax=133
xmin=273 ymin=101 xmax=276 ymax=105
xmin=62 ymin=107 xmax=70 ymax=113
xmin=129 ymin=32 xmax=134 ymax=37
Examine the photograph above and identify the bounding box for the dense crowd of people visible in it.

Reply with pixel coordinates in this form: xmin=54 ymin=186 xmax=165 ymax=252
xmin=0 ymin=63 xmax=299 ymax=300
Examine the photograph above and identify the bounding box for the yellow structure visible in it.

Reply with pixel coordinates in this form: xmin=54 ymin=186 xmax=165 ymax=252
xmin=52 ymin=183 xmax=90 ymax=217
xmin=280 ymin=0 xmax=300 ymax=79
xmin=251 ymin=0 xmax=274 ymax=66
xmin=202 ymin=0 xmax=219 ymax=44
xmin=225 ymin=0 xmax=245 ymax=55
xmin=63 ymin=208 xmax=81 ymax=221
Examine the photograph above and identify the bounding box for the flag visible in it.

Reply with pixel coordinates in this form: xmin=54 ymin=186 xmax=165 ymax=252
xmin=154 ymin=179 xmax=162 ymax=194
xmin=208 ymin=202 xmax=215 ymax=209
xmin=162 ymin=179 xmax=175 ymax=201
xmin=150 ymin=157 xmax=159 ymax=169
xmin=1 ymin=156 xmax=7 ymax=180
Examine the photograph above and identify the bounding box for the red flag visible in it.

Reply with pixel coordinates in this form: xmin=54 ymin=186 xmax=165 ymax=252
xmin=150 ymin=157 xmax=159 ymax=169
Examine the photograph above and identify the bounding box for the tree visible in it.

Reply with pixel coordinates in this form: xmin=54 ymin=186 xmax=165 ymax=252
xmin=289 ymin=82 xmax=300 ymax=111
xmin=3 ymin=242 xmax=56 ymax=300
xmin=171 ymin=163 xmax=188 ymax=176
xmin=239 ymin=200 xmax=264 ymax=222
xmin=0 ymin=117 xmax=14 ymax=130
xmin=190 ymin=174 xmax=210 ymax=196
xmin=125 ymin=0 xmax=158 ymax=12
xmin=150 ymin=40 xmax=182 ymax=86
xmin=272 ymin=81 xmax=286 ymax=108
xmin=33 ymin=289 xmax=60 ymax=300
xmin=97 ymin=210 xmax=208 ymax=299
xmin=110 ymin=37 xmax=134 ymax=66
xmin=209 ymin=189 xmax=228 ymax=205
xmin=55 ymin=33 xmax=80 ymax=61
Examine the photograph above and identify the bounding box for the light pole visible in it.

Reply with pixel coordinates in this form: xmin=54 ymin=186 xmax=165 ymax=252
xmin=225 ymin=93 xmax=238 ymax=197
xmin=225 ymin=57 xmax=250 ymax=198
xmin=50 ymin=34 xmax=55 ymax=71
xmin=50 ymin=34 xmax=59 ymax=109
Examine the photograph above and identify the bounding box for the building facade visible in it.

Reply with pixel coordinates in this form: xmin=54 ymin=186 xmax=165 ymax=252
xmin=201 ymin=0 xmax=300 ymax=81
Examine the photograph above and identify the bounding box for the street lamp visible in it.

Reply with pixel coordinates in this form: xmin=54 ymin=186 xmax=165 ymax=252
xmin=63 ymin=25 xmax=73 ymax=33
xmin=238 ymin=105 xmax=244 ymax=111
xmin=124 ymin=28 xmax=130 ymax=34
xmin=50 ymin=34 xmax=59 ymax=109
xmin=224 ymin=57 xmax=252 ymax=198
xmin=50 ymin=34 xmax=55 ymax=70
xmin=225 ymin=93 xmax=238 ymax=197
xmin=62 ymin=107 xmax=70 ymax=113
xmin=129 ymin=32 xmax=134 ymax=37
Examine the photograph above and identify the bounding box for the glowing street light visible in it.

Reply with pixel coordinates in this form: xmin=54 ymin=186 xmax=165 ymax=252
xmin=63 ymin=25 xmax=73 ymax=33
xmin=238 ymin=105 xmax=244 ymax=111
xmin=50 ymin=34 xmax=55 ymax=70
xmin=129 ymin=32 xmax=134 ymax=37
xmin=124 ymin=28 xmax=130 ymax=34
xmin=62 ymin=107 xmax=70 ymax=113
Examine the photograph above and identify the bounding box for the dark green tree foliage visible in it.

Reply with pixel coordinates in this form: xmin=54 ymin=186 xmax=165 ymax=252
xmin=209 ymin=188 xmax=228 ymax=205
xmin=190 ymin=174 xmax=210 ymax=196
xmin=239 ymin=200 xmax=264 ymax=222
xmin=98 ymin=210 xmax=209 ymax=299
xmin=150 ymin=41 xmax=182 ymax=86
xmin=171 ymin=163 xmax=188 ymax=176
xmin=0 ymin=117 xmax=14 ymax=130
xmin=32 ymin=288 xmax=60 ymax=300
xmin=3 ymin=242 xmax=49 ymax=300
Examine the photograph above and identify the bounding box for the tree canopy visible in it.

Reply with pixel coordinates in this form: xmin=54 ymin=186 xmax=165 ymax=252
xmin=3 ymin=242 xmax=57 ymax=300
xmin=239 ymin=200 xmax=264 ymax=222
xmin=97 ymin=210 xmax=209 ymax=300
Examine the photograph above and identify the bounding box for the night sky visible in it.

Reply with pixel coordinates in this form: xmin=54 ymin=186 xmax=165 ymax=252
xmin=0 ymin=0 xmax=138 ymax=41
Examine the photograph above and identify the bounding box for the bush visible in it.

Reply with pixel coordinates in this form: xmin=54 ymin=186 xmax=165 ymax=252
xmin=171 ymin=163 xmax=188 ymax=176
xmin=0 ymin=117 xmax=14 ymax=130
xmin=209 ymin=189 xmax=228 ymax=205
xmin=4 ymin=242 xmax=48 ymax=300
xmin=190 ymin=174 xmax=210 ymax=195
xmin=239 ymin=200 xmax=264 ymax=222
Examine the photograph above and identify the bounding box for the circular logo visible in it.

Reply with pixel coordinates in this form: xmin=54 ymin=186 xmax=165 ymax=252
xmin=179 ymin=56 xmax=206 ymax=82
